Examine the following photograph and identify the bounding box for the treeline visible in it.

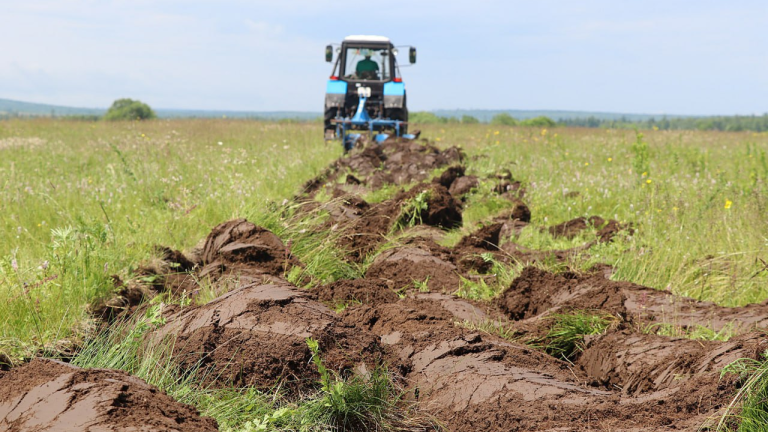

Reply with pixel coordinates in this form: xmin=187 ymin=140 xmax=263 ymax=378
xmin=410 ymin=112 xmax=557 ymax=127
xmin=410 ymin=111 xmax=768 ymax=132
xmin=559 ymin=114 xmax=768 ymax=132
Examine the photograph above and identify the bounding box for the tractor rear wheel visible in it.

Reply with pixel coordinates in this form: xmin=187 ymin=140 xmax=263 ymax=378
xmin=385 ymin=108 xmax=408 ymax=135
xmin=324 ymin=108 xmax=338 ymax=138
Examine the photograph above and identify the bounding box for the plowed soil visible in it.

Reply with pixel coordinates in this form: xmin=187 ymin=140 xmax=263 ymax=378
xmin=0 ymin=359 xmax=217 ymax=431
xmin=4 ymin=139 xmax=768 ymax=431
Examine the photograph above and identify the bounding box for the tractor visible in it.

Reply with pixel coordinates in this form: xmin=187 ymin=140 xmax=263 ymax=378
xmin=324 ymin=35 xmax=417 ymax=150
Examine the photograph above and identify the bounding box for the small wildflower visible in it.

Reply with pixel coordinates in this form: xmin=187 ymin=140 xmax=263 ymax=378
xmin=217 ymin=141 xmax=223 ymax=146
xmin=584 ymin=162 xmax=589 ymax=166
xmin=495 ymin=140 xmax=500 ymax=145
xmin=607 ymin=157 xmax=612 ymax=162
xmin=724 ymin=199 xmax=732 ymax=209
xmin=641 ymin=172 xmax=648 ymax=177
xmin=541 ymin=129 xmax=547 ymax=136
xmin=646 ymin=179 xmax=652 ymax=184
xmin=11 ymin=259 xmax=18 ymax=272
xmin=493 ymin=130 xmax=500 ymax=135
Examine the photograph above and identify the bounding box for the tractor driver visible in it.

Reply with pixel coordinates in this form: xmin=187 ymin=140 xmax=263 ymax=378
xmin=355 ymin=53 xmax=379 ymax=80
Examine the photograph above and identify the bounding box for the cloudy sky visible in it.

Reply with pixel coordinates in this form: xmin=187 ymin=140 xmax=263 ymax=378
xmin=0 ymin=0 xmax=765 ymax=114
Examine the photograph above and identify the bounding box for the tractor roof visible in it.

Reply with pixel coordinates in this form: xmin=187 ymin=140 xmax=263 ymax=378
xmin=344 ymin=35 xmax=390 ymax=43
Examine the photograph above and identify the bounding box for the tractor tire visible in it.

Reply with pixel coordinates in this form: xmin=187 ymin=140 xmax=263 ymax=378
xmin=324 ymin=108 xmax=338 ymax=138
xmin=385 ymin=108 xmax=408 ymax=135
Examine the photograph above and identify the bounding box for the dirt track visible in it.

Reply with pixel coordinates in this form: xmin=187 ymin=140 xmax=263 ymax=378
xmin=3 ymin=138 xmax=767 ymax=431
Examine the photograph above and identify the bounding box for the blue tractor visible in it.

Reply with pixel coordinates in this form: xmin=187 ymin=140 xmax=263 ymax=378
xmin=324 ymin=35 xmax=417 ymax=150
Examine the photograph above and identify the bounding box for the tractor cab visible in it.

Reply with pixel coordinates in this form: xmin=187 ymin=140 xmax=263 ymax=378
xmin=324 ymin=35 xmax=417 ymax=150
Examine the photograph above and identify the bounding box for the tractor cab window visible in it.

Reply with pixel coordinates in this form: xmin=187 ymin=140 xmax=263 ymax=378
xmin=343 ymin=47 xmax=390 ymax=81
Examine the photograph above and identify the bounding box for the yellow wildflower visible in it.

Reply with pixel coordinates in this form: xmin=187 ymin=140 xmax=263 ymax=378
xmin=493 ymin=131 xmax=500 ymax=135
xmin=725 ymin=199 xmax=732 ymax=209
xmin=646 ymin=179 xmax=652 ymax=184
xmin=607 ymin=157 xmax=612 ymax=162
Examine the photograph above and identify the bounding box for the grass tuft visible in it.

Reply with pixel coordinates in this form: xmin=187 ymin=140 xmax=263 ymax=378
xmin=539 ymin=310 xmax=617 ymax=360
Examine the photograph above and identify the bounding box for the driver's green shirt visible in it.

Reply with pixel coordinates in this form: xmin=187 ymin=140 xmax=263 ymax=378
xmin=356 ymin=58 xmax=379 ymax=74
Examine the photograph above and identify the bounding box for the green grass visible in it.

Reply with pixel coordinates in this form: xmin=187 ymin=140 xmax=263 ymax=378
xmin=718 ymin=353 xmax=768 ymax=431
xmin=538 ymin=310 xmax=617 ymax=360
xmin=643 ymin=322 xmax=736 ymax=342
xmin=431 ymin=124 xmax=768 ymax=307
xmin=0 ymin=119 xmax=341 ymax=360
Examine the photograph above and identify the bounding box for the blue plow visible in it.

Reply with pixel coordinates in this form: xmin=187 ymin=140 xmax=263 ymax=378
xmin=331 ymin=96 xmax=416 ymax=151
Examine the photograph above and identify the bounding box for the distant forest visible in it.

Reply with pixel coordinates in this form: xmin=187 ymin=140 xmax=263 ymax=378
xmin=558 ymin=115 xmax=768 ymax=132
xmin=411 ymin=112 xmax=768 ymax=133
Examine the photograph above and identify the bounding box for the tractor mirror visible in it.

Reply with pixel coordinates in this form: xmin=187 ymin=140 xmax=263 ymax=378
xmin=409 ymin=47 xmax=417 ymax=64
xmin=325 ymin=45 xmax=333 ymax=62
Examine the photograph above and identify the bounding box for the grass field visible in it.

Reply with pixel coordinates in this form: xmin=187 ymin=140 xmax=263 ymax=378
xmin=1 ymin=119 xmax=767 ymax=429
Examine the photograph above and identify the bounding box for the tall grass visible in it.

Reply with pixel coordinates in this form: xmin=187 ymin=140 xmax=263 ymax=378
xmin=426 ymin=124 xmax=768 ymax=307
xmin=0 ymin=119 xmax=340 ymax=360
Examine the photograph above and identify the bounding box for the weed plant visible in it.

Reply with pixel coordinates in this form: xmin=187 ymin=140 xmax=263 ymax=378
xmin=540 ymin=310 xmax=617 ymax=360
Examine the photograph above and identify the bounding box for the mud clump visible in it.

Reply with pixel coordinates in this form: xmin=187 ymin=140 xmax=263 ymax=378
xmin=433 ymin=164 xmax=465 ymax=188
xmin=0 ymin=358 xmax=217 ymax=432
xmin=393 ymin=183 xmax=463 ymax=229
xmin=456 ymin=223 xmax=503 ymax=251
xmin=547 ymin=216 xmax=632 ymax=242
xmin=448 ymin=175 xmax=479 ymax=197
xmin=337 ymin=183 xmax=463 ymax=262
xmin=150 ymin=280 xmax=382 ymax=394
xmin=548 ymin=216 xmax=605 ymax=239
xmin=311 ymin=278 xmax=399 ymax=306
xmin=597 ymin=218 xmax=635 ymax=242
xmin=578 ymin=330 xmax=766 ymax=395
xmin=497 ymin=266 xmax=768 ymax=336
xmin=304 ymin=140 xmax=464 ymax=195
xmin=366 ymin=241 xmax=461 ymax=293
xmin=198 ymin=218 xmax=302 ymax=283
xmin=342 ymin=298 xmax=613 ymax=432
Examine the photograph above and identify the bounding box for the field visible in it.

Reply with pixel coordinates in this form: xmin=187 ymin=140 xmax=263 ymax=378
xmin=1 ymin=119 xmax=768 ymax=431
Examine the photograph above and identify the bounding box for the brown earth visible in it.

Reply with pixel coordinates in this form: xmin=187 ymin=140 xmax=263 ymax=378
xmin=335 ymin=182 xmax=463 ymax=262
xmin=547 ymin=215 xmax=634 ymax=242
xmin=302 ymin=139 xmax=463 ymax=196
xmin=0 ymin=358 xmax=217 ymax=432
xmin=496 ymin=266 xmax=768 ymax=333
xmin=150 ymin=280 xmax=383 ymax=394
xmin=339 ymin=291 xmax=759 ymax=431
xmin=15 ymin=139 xmax=768 ymax=431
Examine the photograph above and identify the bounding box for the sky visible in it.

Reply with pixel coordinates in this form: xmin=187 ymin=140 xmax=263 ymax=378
xmin=0 ymin=0 xmax=766 ymax=115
